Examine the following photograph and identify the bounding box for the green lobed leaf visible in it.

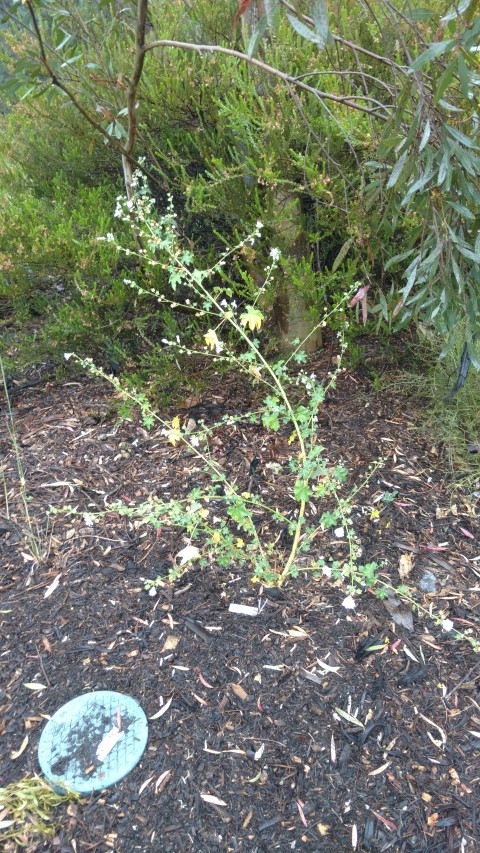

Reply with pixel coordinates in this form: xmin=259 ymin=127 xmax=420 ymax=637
xmin=294 ymin=480 xmax=311 ymax=502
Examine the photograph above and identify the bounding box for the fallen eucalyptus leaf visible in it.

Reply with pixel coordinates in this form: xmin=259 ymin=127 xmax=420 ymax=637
xmin=138 ymin=776 xmax=154 ymax=795
xmin=334 ymin=708 xmax=365 ymax=728
xmin=44 ymin=573 xmax=62 ymax=599
xmin=149 ymin=695 xmax=173 ymax=720
xmin=200 ymin=793 xmax=227 ymax=807
xmin=155 ymin=769 xmax=172 ymax=794
xmin=96 ymin=726 xmax=124 ymax=762
xmin=11 ymin=735 xmax=29 ymax=760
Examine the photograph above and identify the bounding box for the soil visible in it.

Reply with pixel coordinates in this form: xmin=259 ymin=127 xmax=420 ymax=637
xmin=1 ymin=344 xmax=479 ymax=852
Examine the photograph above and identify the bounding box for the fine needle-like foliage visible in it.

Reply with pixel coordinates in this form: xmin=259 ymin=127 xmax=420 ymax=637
xmin=0 ymin=775 xmax=79 ymax=848
xmin=1 ymin=0 xmax=478 ymax=369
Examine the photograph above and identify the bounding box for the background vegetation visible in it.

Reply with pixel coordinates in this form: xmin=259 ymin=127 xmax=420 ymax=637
xmin=0 ymin=0 xmax=478 ymax=477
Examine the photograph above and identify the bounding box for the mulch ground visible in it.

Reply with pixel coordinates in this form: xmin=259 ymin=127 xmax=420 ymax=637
xmin=1 ymin=347 xmax=479 ymax=853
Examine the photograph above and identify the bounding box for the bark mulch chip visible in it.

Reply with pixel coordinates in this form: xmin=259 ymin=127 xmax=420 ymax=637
xmin=1 ymin=356 xmax=479 ymax=852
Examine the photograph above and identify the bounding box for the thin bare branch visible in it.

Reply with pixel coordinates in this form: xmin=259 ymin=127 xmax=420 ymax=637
xmin=125 ymin=0 xmax=148 ymax=156
xmin=24 ymin=1 xmax=124 ymax=149
xmin=142 ymin=40 xmax=392 ymax=119
xmin=122 ymin=0 xmax=148 ymax=250
xmin=22 ymin=0 xmax=161 ymax=198
xmin=278 ymin=0 xmax=409 ymax=76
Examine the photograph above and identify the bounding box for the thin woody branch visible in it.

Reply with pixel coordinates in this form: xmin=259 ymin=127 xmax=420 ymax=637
xmin=125 ymin=0 xmax=148 ymax=156
xmin=23 ymin=0 xmax=160 ymax=198
xmin=122 ymin=0 xmax=148 ymax=249
xmin=24 ymin=0 xmax=125 ymax=151
xmin=279 ymin=0 xmax=410 ymax=76
xmin=142 ymin=40 xmax=392 ymax=118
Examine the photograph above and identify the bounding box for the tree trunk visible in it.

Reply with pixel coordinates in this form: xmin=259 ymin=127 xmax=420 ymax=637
xmin=242 ymin=2 xmax=322 ymax=353
xmin=271 ymin=191 xmax=322 ymax=353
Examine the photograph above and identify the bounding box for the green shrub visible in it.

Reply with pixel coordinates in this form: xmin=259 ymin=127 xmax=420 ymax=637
xmin=392 ymin=332 xmax=480 ymax=489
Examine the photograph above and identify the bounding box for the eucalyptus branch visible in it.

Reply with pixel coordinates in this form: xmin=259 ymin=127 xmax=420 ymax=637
xmin=20 ymin=0 xmax=163 ymax=198
xmin=142 ymin=40 xmax=392 ymax=119
xmin=121 ymin=0 xmax=148 ymax=249
xmin=287 ymin=69 xmax=362 ymax=180
xmin=278 ymin=0 xmax=410 ymax=76
xmin=24 ymin=1 xmax=124 ymax=149
xmin=125 ymin=0 xmax=148 ymax=157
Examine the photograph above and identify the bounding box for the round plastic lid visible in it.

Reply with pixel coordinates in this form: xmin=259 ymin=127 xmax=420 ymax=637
xmin=38 ymin=690 xmax=148 ymax=794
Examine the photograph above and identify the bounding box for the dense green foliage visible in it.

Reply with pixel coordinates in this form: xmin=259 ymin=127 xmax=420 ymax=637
xmin=0 ymin=0 xmax=479 ymax=384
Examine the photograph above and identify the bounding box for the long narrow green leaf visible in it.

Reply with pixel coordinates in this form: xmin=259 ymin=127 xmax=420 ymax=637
xmin=446 ymin=125 xmax=478 ymax=149
xmin=457 ymin=52 xmax=470 ymax=100
xmin=331 ymin=238 xmax=353 ymax=272
xmin=264 ymin=0 xmax=275 ymax=28
xmin=401 ymin=171 xmax=434 ymax=205
xmin=410 ymin=39 xmax=456 ymax=70
xmin=386 ymin=150 xmax=409 ymax=189
xmin=385 ymin=248 xmax=416 ymax=270
xmin=311 ymin=0 xmax=329 ymax=49
xmin=437 ymin=151 xmax=450 ymax=186
xmin=286 ymin=14 xmax=324 ymax=46
xmin=247 ymin=15 xmax=269 ymax=58
xmin=419 ymin=120 xmax=431 ymax=152
xmin=434 ymin=59 xmax=457 ymax=105
xmin=446 ymin=201 xmax=475 ymax=219
xmin=407 ymin=8 xmax=436 ymax=21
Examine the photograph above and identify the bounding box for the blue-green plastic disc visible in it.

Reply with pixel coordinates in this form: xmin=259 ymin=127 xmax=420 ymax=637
xmin=38 ymin=690 xmax=148 ymax=794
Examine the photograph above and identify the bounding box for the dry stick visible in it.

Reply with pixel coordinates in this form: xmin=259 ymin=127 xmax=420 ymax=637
xmin=34 ymin=643 xmax=51 ymax=688
xmin=444 ymin=660 xmax=480 ymax=701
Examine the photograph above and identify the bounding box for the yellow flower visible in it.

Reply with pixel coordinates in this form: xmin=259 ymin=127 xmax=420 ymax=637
xmin=167 ymin=415 xmax=182 ymax=446
xmin=204 ymin=329 xmax=223 ymax=353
